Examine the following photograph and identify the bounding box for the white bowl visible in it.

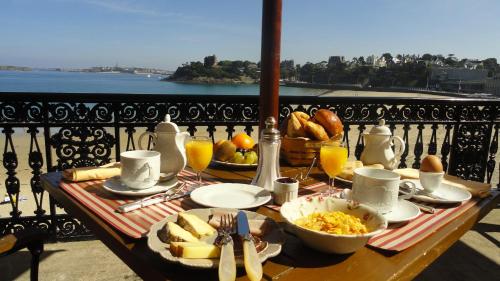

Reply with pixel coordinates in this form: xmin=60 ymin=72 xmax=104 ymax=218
xmin=280 ymin=196 xmax=387 ymax=254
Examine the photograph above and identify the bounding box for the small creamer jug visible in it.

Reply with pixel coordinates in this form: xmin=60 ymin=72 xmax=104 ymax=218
xmin=360 ymin=119 xmax=405 ymax=170
xmin=138 ymin=114 xmax=190 ymax=176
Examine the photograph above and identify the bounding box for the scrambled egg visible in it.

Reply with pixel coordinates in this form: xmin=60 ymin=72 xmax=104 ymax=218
xmin=295 ymin=211 xmax=368 ymax=235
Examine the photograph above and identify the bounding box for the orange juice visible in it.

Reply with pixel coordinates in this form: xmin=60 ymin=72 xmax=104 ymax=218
xmin=320 ymin=145 xmax=348 ymax=178
xmin=185 ymin=140 xmax=213 ymax=172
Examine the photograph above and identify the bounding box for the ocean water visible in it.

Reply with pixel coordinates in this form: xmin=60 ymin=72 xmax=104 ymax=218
xmin=0 ymin=70 xmax=322 ymax=96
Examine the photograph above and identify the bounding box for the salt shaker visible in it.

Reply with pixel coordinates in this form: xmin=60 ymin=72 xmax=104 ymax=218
xmin=251 ymin=116 xmax=281 ymax=191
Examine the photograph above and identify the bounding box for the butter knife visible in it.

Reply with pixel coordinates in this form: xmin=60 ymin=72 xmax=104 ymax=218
xmin=236 ymin=211 xmax=262 ymax=281
xmin=116 ymin=182 xmax=186 ymax=213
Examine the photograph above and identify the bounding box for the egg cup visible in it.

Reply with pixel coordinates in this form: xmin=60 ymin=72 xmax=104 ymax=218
xmin=419 ymin=171 xmax=444 ymax=193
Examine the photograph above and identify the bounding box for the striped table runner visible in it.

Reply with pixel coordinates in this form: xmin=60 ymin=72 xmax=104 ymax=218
xmin=265 ymin=182 xmax=481 ymax=251
xmin=59 ymin=170 xmax=218 ymax=238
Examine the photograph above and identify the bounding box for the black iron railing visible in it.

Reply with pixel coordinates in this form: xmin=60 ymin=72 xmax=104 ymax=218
xmin=1 ymin=92 xmax=499 ymax=239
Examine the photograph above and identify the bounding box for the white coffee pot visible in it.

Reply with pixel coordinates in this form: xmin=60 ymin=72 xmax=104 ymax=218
xmin=138 ymin=114 xmax=190 ymax=176
xmin=360 ymin=119 xmax=405 ymax=170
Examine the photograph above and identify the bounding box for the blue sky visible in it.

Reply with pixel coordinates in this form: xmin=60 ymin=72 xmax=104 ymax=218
xmin=1 ymin=0 xmax=499 ymax=70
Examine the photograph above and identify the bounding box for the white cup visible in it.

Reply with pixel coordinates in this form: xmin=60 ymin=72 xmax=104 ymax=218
xmin=352 ymin=168 xmax=416 ymax=214
xmin=120 ymin=150 xmax=161 ymax=189
xmin=419 ymin=171 xmax=444 ymax=193
xmin=273 ymin=177 xmax=299 ymax=205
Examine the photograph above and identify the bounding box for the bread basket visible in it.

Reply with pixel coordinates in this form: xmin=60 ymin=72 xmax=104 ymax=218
xmin=281 ymin=136 xmax=322 ymax=166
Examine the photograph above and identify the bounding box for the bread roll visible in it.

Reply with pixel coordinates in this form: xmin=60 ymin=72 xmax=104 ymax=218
xmin=304 ymin=121 xmax=329 ymax=141
xmin=287 ymin=113 xmax=307 ymax=138
xmin=313 ymin=109 xmax=343 ymax=138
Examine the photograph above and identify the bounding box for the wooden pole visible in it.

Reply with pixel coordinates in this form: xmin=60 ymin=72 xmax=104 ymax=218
xmin=259 ymin=0 xmax=282 ymax=132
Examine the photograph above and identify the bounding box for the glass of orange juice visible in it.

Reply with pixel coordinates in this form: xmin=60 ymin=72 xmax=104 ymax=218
xmin=320 ymin=140 xmax=348 ymax=196
xmin=185 ymin=136 xmax=213 ymax=185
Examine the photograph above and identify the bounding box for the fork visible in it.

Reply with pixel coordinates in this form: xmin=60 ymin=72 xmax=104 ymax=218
xmin=216 ymin=214 xmax=236 ymax=281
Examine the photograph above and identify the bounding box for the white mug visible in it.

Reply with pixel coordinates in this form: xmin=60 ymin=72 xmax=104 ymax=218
xmin=352 ymin=168 xmax=416 ymax=214
xmin=273 ymin=177 xmax=299 ymax=205
xmin=120 ymin=150 xmax=161 ymax=189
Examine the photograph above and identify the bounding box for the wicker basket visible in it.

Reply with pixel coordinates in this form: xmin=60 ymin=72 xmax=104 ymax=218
xmin=281 ymin=136 xmax=322 ymax=166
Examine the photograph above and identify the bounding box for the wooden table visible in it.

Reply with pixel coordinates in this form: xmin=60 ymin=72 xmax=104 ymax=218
xmin=41 ymin=166 xmax=499 ymax=281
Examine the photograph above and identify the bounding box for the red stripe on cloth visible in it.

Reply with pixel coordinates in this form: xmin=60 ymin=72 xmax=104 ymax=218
xmin=369 ymin=199 xmax=478 ymax=251
xmin=385 ymin=200 xmax=477 ymax=251
xmin=59 ymin=170 xmax=219 ymax=238
xmin=61 ymin=182 xmax=145 ymax=238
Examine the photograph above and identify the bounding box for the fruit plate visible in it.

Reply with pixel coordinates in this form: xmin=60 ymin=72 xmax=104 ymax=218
xmin=146 ymin=208 xmax=285 ymax=268
xmin=211 ymin=159 xmax=258 ymax=168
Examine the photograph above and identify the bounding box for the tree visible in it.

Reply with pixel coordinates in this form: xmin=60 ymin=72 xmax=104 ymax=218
xmin=422 ymin=53 xmax=432 ymax=61
xmin=358 ymin=56 xmax=365 ymax=65
xmin=382 ymin=53 xmax=393 ymax=64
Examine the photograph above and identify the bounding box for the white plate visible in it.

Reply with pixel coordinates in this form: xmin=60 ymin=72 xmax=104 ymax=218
xmin=146 ymin=208 xmax=285 ymax=268
xmin=383 ymin=200 xmax=421 ymax=224
xmin=212 ymin=159 xmax=257 ymax=168
xmin=401 ymin=179 xmax=472 ymax=204
xmin=342 ymin=189 xmax=420 ymax=224
xmin=102 ymin=177 xmax=179 ymax=196
xmin=190 ymin=183 xmax=271 ymax=209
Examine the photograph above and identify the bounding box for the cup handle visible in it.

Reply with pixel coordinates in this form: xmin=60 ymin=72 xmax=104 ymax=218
xmin=138 ymin=131 xmax=157 ymax=150
xmin=399 ymin=180 xmax=416 ymax=200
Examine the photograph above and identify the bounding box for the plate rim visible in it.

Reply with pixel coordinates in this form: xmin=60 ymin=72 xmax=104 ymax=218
xmin=190 ymin=183 xmax=272 ymax=209
xmin=212 ymin=159 xmax=258 ymax=168
xmin=384 ymin=199 xmax=421 ymax=224
xmin=146 ymin=208 xmax=285 ymax=268
xmin=403 ymin=179 xmax=472 ymax=204
xmin=102 ymin=177 xmax=178 ymax=196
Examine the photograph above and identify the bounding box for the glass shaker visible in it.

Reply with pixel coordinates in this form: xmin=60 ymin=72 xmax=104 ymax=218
xmin=251 ymin=116 xmax=281 ymax=191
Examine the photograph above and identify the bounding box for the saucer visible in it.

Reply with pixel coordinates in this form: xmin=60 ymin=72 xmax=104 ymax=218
xmin=401 ymin=179 xmax=472 ymax=204
xmin=383 ymin=200 xmax=421 ymax=224
xmin=102 ymin=177 xmax=179 ymax=196
xmin=341 ymin=189 xmax=420 ymax=224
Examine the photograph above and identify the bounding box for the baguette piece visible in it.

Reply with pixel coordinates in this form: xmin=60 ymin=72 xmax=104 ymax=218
xmin=287 ymin=113 xmax=308 ymax=137
xmin=304 ymin=121 xmax=329 ymax=141
xmin=177 ymin=212 xmax=216 ymax=238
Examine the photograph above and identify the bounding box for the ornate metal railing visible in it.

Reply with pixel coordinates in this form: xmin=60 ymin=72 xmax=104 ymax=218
xmin=1 ymin=92 xmax=499 ymax=239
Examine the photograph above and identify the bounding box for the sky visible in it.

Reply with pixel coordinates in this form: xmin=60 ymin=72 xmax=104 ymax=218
xmin=1 ymin=0 xmax=499 ymax=70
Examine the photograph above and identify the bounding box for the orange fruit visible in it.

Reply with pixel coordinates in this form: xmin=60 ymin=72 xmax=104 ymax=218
xmin=231 ymin=133 xmax=255 ymax=150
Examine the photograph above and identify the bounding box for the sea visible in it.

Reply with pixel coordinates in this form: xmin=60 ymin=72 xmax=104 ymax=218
xmin=0 ymin=70 xmax=323 ymax=96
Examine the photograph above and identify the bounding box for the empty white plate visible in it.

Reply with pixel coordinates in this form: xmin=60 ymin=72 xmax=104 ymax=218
xmin=190 ymin=183 xmax=272 ymax=209
xmin=401 ymin=179 xmax=472 ymax=204
xmin=383 ymin=200 xmax=421 ymax=224
xmin=102 ymin=177 xmax=178 ymax=196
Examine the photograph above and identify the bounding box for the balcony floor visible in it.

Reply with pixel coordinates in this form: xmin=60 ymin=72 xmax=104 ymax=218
xmin=1 ymin=207 xmax=498 ymax=281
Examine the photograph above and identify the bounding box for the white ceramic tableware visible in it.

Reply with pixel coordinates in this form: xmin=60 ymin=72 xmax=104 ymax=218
xmin=401 ymin=179 xmax=472 ymax=204
xmin=147 ymin=208 xmax=285 ymax=268
xmin=120 ymin=150 xmax=161 ymax=189
xmin=382 ymin=200 xmax=421 ymax=223
xmin=273 ymin=177 xmax=299 ymax=205
xmin=102 ymin=176 xmax=178 ymax=196
xmin=190 ymin=183 xmax=272 ymax=209
xmin=352 ymin=168 xmax=416 ymax=214
xmin=419 ymin=171 xmax=445 ymax=193
xmin=280 ymin=196 xmax=387 ymax=254
xmin=342 ymin=189 xmax=421 ymax=224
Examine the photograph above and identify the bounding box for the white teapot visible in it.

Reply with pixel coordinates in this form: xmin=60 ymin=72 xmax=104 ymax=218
xmin=138 ymin=114 xmax=190 ymax=176
xmin=360 ymin=119 xmax=405 ymax=170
